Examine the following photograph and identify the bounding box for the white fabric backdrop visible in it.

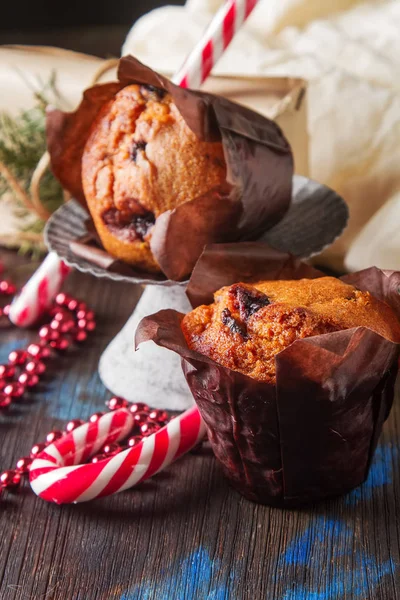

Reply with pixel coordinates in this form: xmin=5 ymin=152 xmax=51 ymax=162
xmin=123 ymin=0 xmax=400 ymax=271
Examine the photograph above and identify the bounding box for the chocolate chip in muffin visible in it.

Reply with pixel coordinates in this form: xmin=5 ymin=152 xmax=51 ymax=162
xmin=221 ymin=308 xmax=248 ymax=338
xmin=102 ymin=208 xmax=155 ymax=241
xmin=132 ymin=212 xmax=156 ymax=240
xmin=130 ymin=140 xmax=147 ymax=162
xmin=230 ymin=284 xmax=271 ymax=321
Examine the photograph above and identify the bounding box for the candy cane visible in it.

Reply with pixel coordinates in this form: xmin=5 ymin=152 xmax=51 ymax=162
xmin=9 ymin=252 xmax=70 ymax=327
xmin=173 ymin=0 xmax=260 ymax=88
xmin=29 ymin=406 xmax=205 ymax=504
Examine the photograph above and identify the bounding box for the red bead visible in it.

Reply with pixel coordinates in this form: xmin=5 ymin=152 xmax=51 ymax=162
xmin=74 ymin=330 xmax=87 ymax=343
xmin=60 ymin=319 xmax=76 ymax=333
xmin=89 ymin=412 xmax=105 ymax=423
xmin=76 ymin=302 xmax=87 ymax=313
xmin=16 ymin=456 xmax=33 ymax=473
xmin=0 ymin=394 xmax=12 ymax=409
xmin=91 ymin=453 xmax=108 ymax=464
xmin=0 ymin=280 xmax=16 ymax=295
xmin=8 ymin=350 xmax=27 ymax=365
xmin=27 ymin=343 xmax=51 ymax=360
xmin=127 ymin=436 xmax=143 ymax=448
xmin=0 ymin=470 xmax=21 ymax=489
xmin=50 ymin=338 xmax=70 ymax=351
xmin=140 ymin=421 xmax=160 ymax=437
xmin=65 ymin=419 xmax=84 ymax=433
xmin=0 ymin=379 xmax=6 ymax=391
xmin=0 ymin=364 xmax=16 ymax=379
xmin=133 ymin=411 xmax=149 ymax=425
xmin=106 ymin=396 xmax=128 ymax=411
xmin=67 ymin=299 xmax=78 ymax=311
xmin=30 ymin=443 xmax=47 ymax=458
xmin=39 ymin=325 xmax=52 ymax=340
xmin=129 ymin=402 xmax=149 ymax=414
xmin=77 ymin=309 xmax=95 ymax=321
xmin=4 ymin=382 xmax=25 ymax=398
xmin=3 ymin=304 xmax=10 ymax=317
xmin=55 ymin=293 xmax=69 ymax=306
xmin=25 ymin=360 xmax=46 ymax=375
xmin=18 ymin=373 xmax=39 ymax=387
xmin=52 ymin=309 xmax=68 ymax=321
xmin=46 ymin=430 xmax=64 ymax=444
xmin=77 ymin=319 xmax=87 ymax=330
xmin=149 ymin=409 xmax=169 ymax=424
xmin=101 ymin=443 xmax=120 ymax=455
xmin=86 ymin=320 xmax=96 ymax=332
xmin=50 ymin=319 xmax=61 ymax=330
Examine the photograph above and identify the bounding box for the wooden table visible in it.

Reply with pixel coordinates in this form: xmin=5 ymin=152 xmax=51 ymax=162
xmin=0 ymin=251 xmax=399 ymax=600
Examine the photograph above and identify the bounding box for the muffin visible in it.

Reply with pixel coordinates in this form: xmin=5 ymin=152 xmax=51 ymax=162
xmin=47 ymin=56 xmax=294 ymax=281
xmin=82 ymin=84 xmax=227 ymax=273
xmin=136 ymin=246 xmax=400 ymax=507
xmin=181 ymin=277 xmax=400 ymax=382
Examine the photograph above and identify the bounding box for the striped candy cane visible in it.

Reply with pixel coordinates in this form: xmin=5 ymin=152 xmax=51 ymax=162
xmin=9 ymin=252 xmax=70 ymax=327
xmin=173 ymin=0 xmax=260 ymax=88
xmin=30 ymin=406 xmax=205 ymax=504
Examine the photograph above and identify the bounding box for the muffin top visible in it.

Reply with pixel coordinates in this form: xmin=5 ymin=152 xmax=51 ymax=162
xmin=81 ymin=84 xmax=226 ymax=271
xmin=181 ymin=277 xmax=400 ymax=383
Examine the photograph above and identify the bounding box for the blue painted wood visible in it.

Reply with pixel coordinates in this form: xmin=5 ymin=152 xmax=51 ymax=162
xmin=0 ymin=251 xmax=399 ymax=600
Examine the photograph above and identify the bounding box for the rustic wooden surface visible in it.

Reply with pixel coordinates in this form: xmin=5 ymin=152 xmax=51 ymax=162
xmin=0 ymin=250 xmax=399 ymax=600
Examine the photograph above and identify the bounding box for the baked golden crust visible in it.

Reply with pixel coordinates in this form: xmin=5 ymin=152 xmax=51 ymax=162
xmin=182 ymin=277 xmax=400 ymax=382
xmin=82 ymin=84 xmax=226 ymax=273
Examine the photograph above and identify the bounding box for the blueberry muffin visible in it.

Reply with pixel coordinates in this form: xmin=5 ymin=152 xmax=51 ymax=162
xmin=182 ymin=277 xmax=400 ymax=382
xmin=82 ymin=84 xmax=227 ymax=273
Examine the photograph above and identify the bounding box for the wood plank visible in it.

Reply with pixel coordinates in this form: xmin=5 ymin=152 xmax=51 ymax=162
xmin=0 ymin=251 xmax=399 ymax=600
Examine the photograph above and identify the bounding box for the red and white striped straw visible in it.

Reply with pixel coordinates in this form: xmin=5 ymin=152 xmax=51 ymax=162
xmin=30 ymin=406 xmax=205 ymax=503
xmin=9 ymin=252 xmax=70 ymax=327
xmin=173 ymin=0 xmax=259 ymax=88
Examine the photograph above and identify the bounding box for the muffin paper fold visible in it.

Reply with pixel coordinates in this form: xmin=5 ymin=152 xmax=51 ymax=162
xmin=136 ymin=243 xmax=400 ymax=506
xmin=46 ymin=55 xmax=293 ymax=281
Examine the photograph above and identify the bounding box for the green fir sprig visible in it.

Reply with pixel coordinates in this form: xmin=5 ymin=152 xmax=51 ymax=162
xmin=0 ymin=72 xmax=64 ymax=254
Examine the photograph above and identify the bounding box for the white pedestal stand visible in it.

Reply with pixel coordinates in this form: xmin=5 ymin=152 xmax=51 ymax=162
xmin=99 ymin=285 xmax=194 ymax=411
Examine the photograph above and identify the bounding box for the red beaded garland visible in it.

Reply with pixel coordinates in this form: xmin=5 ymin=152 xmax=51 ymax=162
xmin=106 ymin=396 xmax=128 ymax=411
xmin=101 ymin=443 xmax=120 ymax=455
xmin=46 ymin=430 xmax=64 ymax=444
xmin=25 ymin=360 xmax=46 ymax=375
xmin=30 ymin=443 xmax=47 ymax=458
xmin=65 ymin=419 xmax=84 ymax=433
xmin=4 ymin=382 xmax=25 ymax=398
xmin=133 ymin=411 xmax=150 ymax=425
xmin=8 ymin=350 xmax=27 ymax=365
xmin=16 ymin=457 xmax=33 ymax=473
xmin=0 ymin=394 xmax=12 ymax=409
xmin=140 ymin=421 xmax=160 ymax=437
xmin=18 ymin=373 xmax=39 ymax=388
xmin=127 ymin=436 xmax=143 ymax=448
xmin=0 ymin=364 xmax=16 ymax=379
xmin=0 ymin=268 xmax=100 ymax=500
xmin=89 ymin=412 xmax=105 ymax=423
xmin=0 ymin=470 xmax=21 ymax=490
xmin=129 ymin=402 xmax=149 ymax=414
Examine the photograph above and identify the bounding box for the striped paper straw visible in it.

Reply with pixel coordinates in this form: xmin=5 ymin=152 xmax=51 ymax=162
xmin=173 ymin=0 xmax=259 ymax=88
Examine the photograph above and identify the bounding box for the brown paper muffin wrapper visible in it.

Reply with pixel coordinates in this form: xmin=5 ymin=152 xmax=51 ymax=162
xmin=46 ymin=55 xmax=293 ymax=282
xmin=136 ymin=243 xmax=400 ymax=507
